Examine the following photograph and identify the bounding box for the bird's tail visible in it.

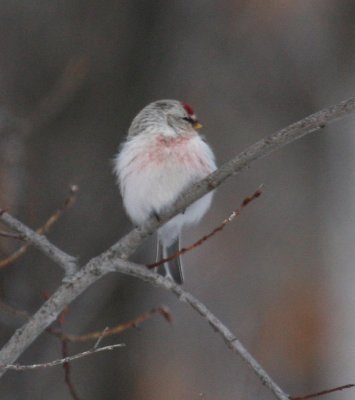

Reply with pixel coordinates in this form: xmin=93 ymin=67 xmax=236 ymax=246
xmin=156 ymin=237 xmax=184 ymax=284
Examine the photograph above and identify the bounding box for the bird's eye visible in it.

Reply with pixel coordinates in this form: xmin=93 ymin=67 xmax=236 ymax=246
xmin=183 ymin=116 xmax=194 ymax=124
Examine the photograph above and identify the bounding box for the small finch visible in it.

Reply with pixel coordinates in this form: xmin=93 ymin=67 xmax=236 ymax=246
xmin=113 ymin=100 xmax=216 ymax=284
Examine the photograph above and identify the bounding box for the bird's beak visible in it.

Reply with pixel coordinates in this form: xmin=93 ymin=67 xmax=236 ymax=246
xmin=193 ymin=121 xmax=203 ymax=129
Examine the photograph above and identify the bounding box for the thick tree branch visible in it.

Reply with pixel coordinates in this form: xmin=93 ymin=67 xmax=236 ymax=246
xmin=102 ymin=259 xmax=290 ymax=400
xmin=0 ymin=97 xmax=354 ymax=399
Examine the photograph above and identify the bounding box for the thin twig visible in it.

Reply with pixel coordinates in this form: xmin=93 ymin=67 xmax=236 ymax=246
xmin=0 ymin=98 xmax=354 ymax=400
xmin=290 ymin=383 xmax=355 ymax=400
xmin=38 ymin=184 xmax=79 ymax=235
xmin=43 ymin=293 xmax=82 ymax=400
xmin=61 ymin=333 xmax=81 ymax=399
xmin=49 ymin=306 xmax=171 ymax=343
xmin=0 ymin=300 xmax=30 ymax=320
xmin=93 ymin=327 xmax=109 ymax=349
xmin=0 ymin=231 xmax=25 ymax=241
xmin=61 ymin=340 xmax=81 ymax=400
xmin=147 ymin=187 xmax=262 ymax=269
xmin=45 ymin=294 xmax=81 ymax=400
xmin=0 ymin=185 xmax=79 ymax=272
xmin=0 ymin=343 xmax=125 ymax=371
xmin=45 ymin=300 xmax=170 ymax=398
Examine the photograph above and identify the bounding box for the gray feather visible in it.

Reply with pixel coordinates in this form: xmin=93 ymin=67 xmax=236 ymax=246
xmin=156 ymin=237 xmax=184 ymax=284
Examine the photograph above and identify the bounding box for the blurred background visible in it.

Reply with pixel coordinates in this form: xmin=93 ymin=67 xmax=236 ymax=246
xmin=0 ymin=1 xmax=354 ymax=399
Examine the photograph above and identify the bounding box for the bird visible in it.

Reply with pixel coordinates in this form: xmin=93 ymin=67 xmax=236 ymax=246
xmin=113 ymin=100 xmax=216 ymax=284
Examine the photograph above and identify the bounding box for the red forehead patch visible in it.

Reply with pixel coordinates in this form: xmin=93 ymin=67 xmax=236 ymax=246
xmin=182 ymin=102 xmax=195 ymax=116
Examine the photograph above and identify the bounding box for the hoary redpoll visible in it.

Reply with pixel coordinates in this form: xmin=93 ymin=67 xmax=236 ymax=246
xmin=113 ymin=100 xmax=216 ymax=284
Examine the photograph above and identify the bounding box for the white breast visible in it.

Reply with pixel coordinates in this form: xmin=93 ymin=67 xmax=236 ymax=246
xmin=114 ymin=132 xmax=216 ymax=241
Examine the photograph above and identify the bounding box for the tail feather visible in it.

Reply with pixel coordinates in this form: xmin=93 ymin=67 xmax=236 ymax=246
xmin=156 ymin=237 xmax=184 ymax=284
xmin=156 ymin=240 xmax=167 ymax=278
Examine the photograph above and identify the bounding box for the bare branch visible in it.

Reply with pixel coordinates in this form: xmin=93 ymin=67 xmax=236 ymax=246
xmin=0 ymin=211 xmax=77 ymax=275
xmin=0 ymin=97 xmax=354 ymax=400
xmin=38 ymin=184 xmax=79 ymax=235
xmin=0 ymin=343 xmax=124 ymax=372
xmin=102 ymin=259 xmax=290 ymax=400
xmin=0 ymin=300 xmax=30 ymax=320
xmin=50 ymin=306 xmax=171 ymax=343
xmin=290 ymin=383 xmax=355 ymax=400
xmin=55 ymin=303 xmax=82 ymax=400
xmin=0 ymin=185 xmax=78 ymax=270
xmin=61 ymin=339 xmax=82 ymax=400
xmin=147 ymin=187 xmax=262 ymax=269
xmin=93 ymin=327 xmax=109 ymax=349
xmin=43 ymin=294 xmax=81 ymax=400
xmin=0 ymin=231 xmax=25 ymax=241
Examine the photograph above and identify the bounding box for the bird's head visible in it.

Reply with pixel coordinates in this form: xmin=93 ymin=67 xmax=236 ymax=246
xmin=128 ymin=99 xmax=202 ymax=137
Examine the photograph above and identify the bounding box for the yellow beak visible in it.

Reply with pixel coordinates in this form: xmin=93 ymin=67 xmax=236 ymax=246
xmin=193 ymin=121 xmax=203 ymax=129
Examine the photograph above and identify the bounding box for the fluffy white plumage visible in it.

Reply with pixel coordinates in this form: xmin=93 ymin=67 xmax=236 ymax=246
xmin=113 ymin=100 xmax=216 ymax=283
